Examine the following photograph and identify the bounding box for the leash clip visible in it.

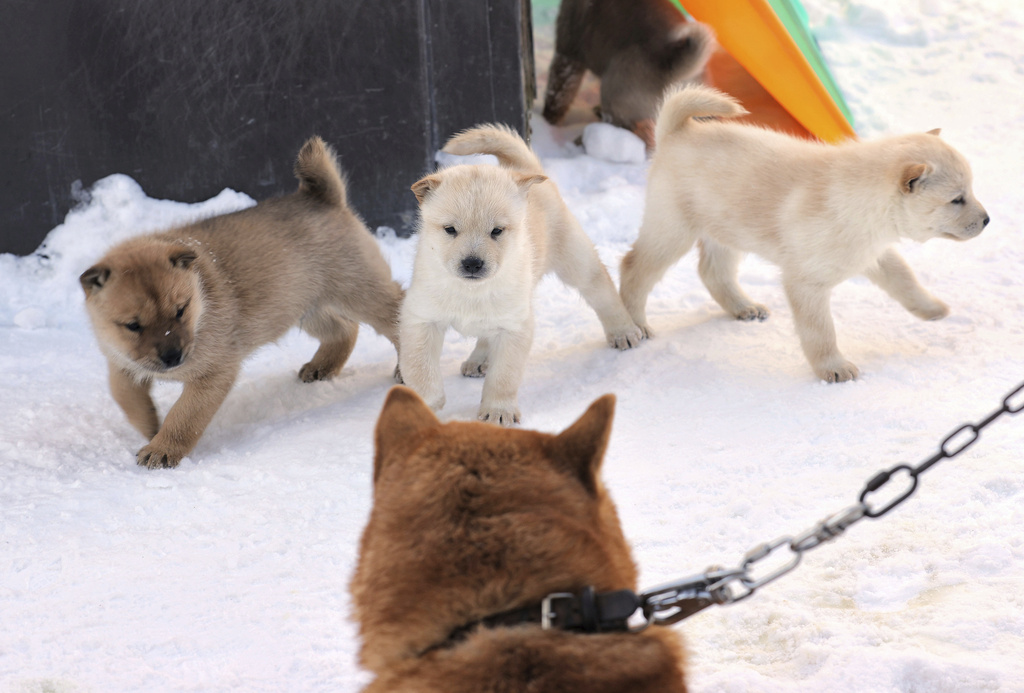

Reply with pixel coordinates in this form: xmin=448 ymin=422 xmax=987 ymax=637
xmin=639 ymin=566 xmax=742 ymax=626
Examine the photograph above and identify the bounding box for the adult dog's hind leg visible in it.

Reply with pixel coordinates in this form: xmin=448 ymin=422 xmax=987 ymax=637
xmin=543 ymin=53 xmax=587 ymax=125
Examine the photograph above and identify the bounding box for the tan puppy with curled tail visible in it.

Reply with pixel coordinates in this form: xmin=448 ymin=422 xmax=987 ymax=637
xmin=81 ymin=137 xmax=403 ymax=468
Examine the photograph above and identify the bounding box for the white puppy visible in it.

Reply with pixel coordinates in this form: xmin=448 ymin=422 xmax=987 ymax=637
xmin=401 ymin=125 xmax=644 ymax=424
xmin=620 ymin=85 xmax=989 ymax=382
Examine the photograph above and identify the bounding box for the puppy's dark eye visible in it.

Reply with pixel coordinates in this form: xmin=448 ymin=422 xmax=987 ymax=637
xmin=444 ymin=226 xmax=457 ymax=237
xmin=124 ymin=321 xmax=142 ymax=333
xmin=175 ymin=306 xmax=185 ymax=319
xmin=951 ymin=195 xmax=965 ymax=205
xmin=491 ymin=227 xmax=503 ymax=238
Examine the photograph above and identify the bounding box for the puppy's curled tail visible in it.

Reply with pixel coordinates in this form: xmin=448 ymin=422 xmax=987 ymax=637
xmin=442 ymin=124 xmax=544 ymax=174
xmin=294 ymin=136 xmax=348 ymax=207
xmin=654 ymin=85 xmax=748 ymax=147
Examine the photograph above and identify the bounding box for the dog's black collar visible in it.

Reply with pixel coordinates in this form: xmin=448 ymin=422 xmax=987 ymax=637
xmin=421 ymin=587 xmax=642 ymax=655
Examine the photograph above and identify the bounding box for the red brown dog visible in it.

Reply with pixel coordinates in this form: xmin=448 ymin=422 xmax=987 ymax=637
xmin=351 ymin=386 xmax=687 ymax=692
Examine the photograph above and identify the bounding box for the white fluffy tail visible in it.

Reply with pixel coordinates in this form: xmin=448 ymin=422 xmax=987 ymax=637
xmin=654 ymin=85 xmax=748 ymax=147
xmin=441 ymin=124 xmax=544 ymax=174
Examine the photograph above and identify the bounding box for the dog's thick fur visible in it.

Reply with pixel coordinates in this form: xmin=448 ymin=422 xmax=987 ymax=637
xmin=400 ymin=125 xmax=643 ymax=425
xmin=542 ymin=0 xmax=713 ymax=146
xmin=620 ymin=85 xmax=990 ymax=382
xmin=351 ymin=386 xmax=687 ymax=692
xmin=80 ymin=137 xmax=403 ymax=468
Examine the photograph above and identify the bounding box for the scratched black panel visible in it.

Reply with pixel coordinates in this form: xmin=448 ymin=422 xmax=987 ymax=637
xmin=0 ymin=0 xmax=533 ymax=256
xmin=424 ymin=0 xmax=535 ymax=152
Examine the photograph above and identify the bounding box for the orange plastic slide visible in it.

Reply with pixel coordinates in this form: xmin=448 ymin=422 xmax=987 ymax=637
xmin=682 ymin=0 xmax=856 ymax=143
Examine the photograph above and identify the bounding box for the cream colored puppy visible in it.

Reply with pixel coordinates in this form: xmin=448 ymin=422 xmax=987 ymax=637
xmin=620 ymin=85 xmax=989 ymax=382
xmin=401 ymin=125 xmax=643 ymax=424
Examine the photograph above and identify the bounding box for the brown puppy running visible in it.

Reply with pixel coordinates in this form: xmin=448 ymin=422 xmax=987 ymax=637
xmin=80 ymin=137 xmax=403 ymax=468
xmin=543 ymin=0 xmax=713 ymax=146
xmin=351 ymin=386 xmax=687 ymax=692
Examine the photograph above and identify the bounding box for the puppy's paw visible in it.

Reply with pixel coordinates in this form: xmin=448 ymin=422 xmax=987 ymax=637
xmin=478 ymin=405 xmax=520 ymax=426
xmin=607 ymin=325 xmax=646 ymax=350
xmin=299 ymin=361 xmax=338 ymax=383
xmin=814 ymin=359 xmax=860 ymax=383
xmin=460 ymin=359 xmax=488 ymax=378
xmin=911 ymin=299 xmax=950 ymax=321
xmin=136 ymin=443 xmax=184 ymax=469
xmin=735 ymin=304 xmax=770 ymax=321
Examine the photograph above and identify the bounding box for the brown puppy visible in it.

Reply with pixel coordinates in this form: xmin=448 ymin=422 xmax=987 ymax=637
xmin=80 ymin=137 xmax=403 ymax=468
xmin=351 ymin=386 xmax=687 ymax=692
xmin=543 ymin=0 xmax=713 ymax=146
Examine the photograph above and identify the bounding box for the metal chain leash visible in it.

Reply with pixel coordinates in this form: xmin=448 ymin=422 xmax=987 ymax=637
xmin=637 ymin=379 xmax=1024 ymax=628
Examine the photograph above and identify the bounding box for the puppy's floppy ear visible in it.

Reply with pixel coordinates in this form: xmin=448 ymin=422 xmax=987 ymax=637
xmin=374 ymin=386 xmax=440 ymax=483
xmin=513 ymin=172 xmax=547 ymax=193
xmin=411 ymin=174 xmax=444 ymax=204
xmin=79 ymin=265 xmax=111 ymax=295
xmin=548 ymin=394 xmax=615 ymax=495
xmin=926 ymin=128 xmax=942 ymax=136
xmin=900 ymin=163 xmax=930 ymax=194
xmin=170 ymin=249 xmax=198 ymax=269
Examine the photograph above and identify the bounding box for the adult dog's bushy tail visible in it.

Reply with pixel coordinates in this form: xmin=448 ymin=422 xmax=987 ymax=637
xmin=654 ymin=85 xmax=748 ymax=147
xmin=294 ymin=136 xmax=348 ymax=207
xmin=441 ymin=124 xmax=545 ymax=174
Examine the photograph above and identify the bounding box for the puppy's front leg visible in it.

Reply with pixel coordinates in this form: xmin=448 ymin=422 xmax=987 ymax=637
xmin=398 ymin=320 xmax=447 ymax=411
xmin=137 ymin=366 xmax=238 ymax=469
xmin=479 ymin=322 xmax=533 ymax=426
xmin=864 ymin=248 xmax=949 ymax=321
xmin=109 ymin=365 xmax=159 ymax=439
xmin=783 ymin=279 xmax=859 ymax=383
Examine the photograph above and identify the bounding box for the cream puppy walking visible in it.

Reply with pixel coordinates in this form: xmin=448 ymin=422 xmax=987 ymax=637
xmin=401 ymin=125 xmax=643 ymax=425
xmin=620 ymin=85 xmax=989 ymax=382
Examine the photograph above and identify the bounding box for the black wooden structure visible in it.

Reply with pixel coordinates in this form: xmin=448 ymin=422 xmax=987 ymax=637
xmin=0 ymin=0 xmax=535 ymax=256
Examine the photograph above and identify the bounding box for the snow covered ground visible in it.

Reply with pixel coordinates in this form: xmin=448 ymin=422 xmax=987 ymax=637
xmin=3 ymin=0 xmax=1023 ymax=691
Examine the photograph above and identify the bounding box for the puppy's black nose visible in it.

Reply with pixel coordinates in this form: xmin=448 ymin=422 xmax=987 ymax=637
xmin=461 ymin=256 xmax=485 ymax=275
xmin=983 ymin=215 xmax=990 ymax=227
xmin=160 ymin=348 xmax=183 ymax=368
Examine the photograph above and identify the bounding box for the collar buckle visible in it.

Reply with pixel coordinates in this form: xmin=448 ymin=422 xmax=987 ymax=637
xmin=540 ymin=592 xmax=576 ymax=630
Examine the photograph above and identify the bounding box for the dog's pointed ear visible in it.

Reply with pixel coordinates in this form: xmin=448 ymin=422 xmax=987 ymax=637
xmin=926 ymin=128 xmax=942 ymax=137
xmin=549 ymin=394 xmax=615 ymax=495
xmin=79 ymin=265 xmax=111 ymax=295
xmin=513 ymin=173 xmax=547 ymax=193
xmin=374 ymin=386 xmax=440 ymax=483
xmin=170 ymin=249 xmax=198 ymax=269
xmin=900 ymin=163 xmax=929 ymax=194
xmin=411 ymin=174 xmax=444 ymax=204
